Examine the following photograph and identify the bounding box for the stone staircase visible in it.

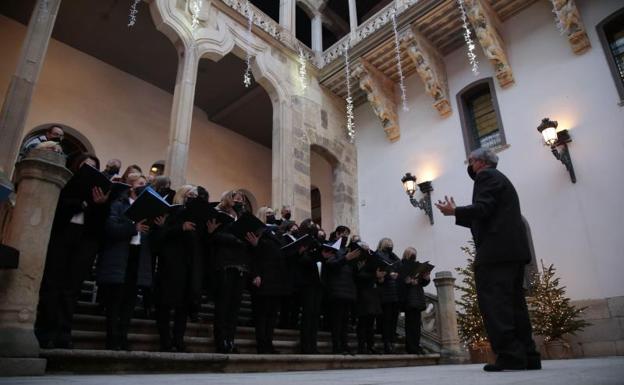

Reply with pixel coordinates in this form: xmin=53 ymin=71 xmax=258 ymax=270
xmin=40 ymin=280 xmax=444 ymax=373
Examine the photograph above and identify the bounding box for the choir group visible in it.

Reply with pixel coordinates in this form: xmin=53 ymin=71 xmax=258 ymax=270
xmin=33 ymin=151 xmax=432 ymax=356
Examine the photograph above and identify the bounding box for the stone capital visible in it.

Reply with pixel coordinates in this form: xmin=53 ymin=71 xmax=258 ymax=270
xmin=551 ymin=0 xmax=591 ymax=55
xmin=401 ymin=28 xmax=452 ymax=117
xmin=352 ymin=59 xmax=400 ymax=142
xmin=464 ymin=0 xmax=514 ymax=88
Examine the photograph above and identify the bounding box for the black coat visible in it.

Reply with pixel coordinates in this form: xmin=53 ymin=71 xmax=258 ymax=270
xmin=251 ymin=230 xmax=289 ymax=297
xmin=96 ymin=198 xmax=154 ymax=287
xmin=455 ymin=167 xmax=531 ymax=266
xmin=209 ymin=223 xmax=252 ymax=272
xmin=399 ymin=259 xmax=430 ymax=310
xmin=322 ymin=252 xmax=357 ymax=302
xmin=376 ymin=250 xmax=401 ymax=304
xmin=153 ymin=207 xmax=204 ymax=306
xmin=295 ymin=249 xmax=322 ymax=289
xmin=354 ymin=259 xmax=382 ymax=316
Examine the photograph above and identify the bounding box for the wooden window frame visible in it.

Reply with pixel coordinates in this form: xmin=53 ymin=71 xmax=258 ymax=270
xmin=596 ymin=7 xmax=624 ymax=105
xmin=456 ymin=77 xmax=507 ymax=158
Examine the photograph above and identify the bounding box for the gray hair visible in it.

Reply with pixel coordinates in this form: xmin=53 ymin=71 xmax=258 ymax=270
xmin=469 ymin=148 xmax=499 ymax=167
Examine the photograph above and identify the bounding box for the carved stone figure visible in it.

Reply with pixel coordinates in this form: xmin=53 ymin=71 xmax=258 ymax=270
xmin=551 ymin=0 xmax=591 ymax=54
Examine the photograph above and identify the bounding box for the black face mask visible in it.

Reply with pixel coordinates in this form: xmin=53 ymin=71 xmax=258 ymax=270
xmin=156 ymin=187 xmax=172 ymax=197
xmin=467 ymin=165 xmax=477 ymax=181
xmin=132 ymin=185 xmax=148 ymax=196
xmin=106 ymin=166 xmax=120 ymax=176
xmin=385 ymin=246 xmax=393 ymax=254
xmin=266 ymin=215 xmax=276 ymax=224
xmin=233 ymin=202 xmax=244 ymax=214
xmin=283 ymin=212 xmax=292 ymax=220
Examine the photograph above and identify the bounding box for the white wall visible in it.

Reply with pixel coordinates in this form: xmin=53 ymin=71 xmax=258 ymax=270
xmin=0 ymin=15 xmax=272 ymax=207
xmin=356 ymin=0 xmax=624 ymax=300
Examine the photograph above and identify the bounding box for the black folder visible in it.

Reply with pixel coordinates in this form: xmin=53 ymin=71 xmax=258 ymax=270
xmin=75 ymin=164 xmax=130 ymax=200
xmin=402 ymin=260 xmax=435 ymax=277
xmin=228 ymin=212 xmax=266 ymax=240
xmin=124 ymin=186 xmax=179 ymax=222
xmin=185 ymin=199 xmax=234 ymax=225
xmin=0 ymin=181 xmax=13 ymax=203
xmin=280 ymin=234 xmax=311 ymax=253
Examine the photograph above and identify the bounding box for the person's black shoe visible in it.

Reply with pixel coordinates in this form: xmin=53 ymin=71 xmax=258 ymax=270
xmin=367 ymin=347 xmax=380 ymax=355
xmin=383 ymin=342 xmax=395 ymax=354
xmin=415 ymin=347 xmax=426 ymax=355
xmin=483 ymin=361 xmax=526 ymax=372
xmin=526 ymin=356 xmax=542 ymax=370
xmin=483 ymin=363 xmax=503 ymax=372
xmin=227 ymin=341 xmax=240 ymax=354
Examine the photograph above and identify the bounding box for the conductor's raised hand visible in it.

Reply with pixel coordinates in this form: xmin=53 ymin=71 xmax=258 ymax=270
xmin=206 ymin=218 xmax=220 ymax=234
xmin=435 ymin=195 xmax=456 ymax=216
xmin=252 ymin=276 xmax=262 ymax=288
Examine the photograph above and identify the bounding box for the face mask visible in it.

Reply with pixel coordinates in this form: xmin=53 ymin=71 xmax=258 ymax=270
xmin=385 ymin=246 xmax=393 ymax=253
xmin=467 ymin=165 xmax=477 ymax=180
xmin=133 ymin=185 xmax=148 ymax=196
xmin=233 ymin=202 xmax=244 ymax=213
xmin=283 ymin=212 xmax=292 ymax=220
xmin=266 ymin=215 xmax=276 ymax=224
xmin=106 ymin=166 xmax=120 ymax=175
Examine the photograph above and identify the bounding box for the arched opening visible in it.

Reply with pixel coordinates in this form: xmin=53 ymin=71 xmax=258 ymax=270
xmin=22 ymin=123 xmax=95 ymax=169
xmin=310 ymin=144 xmax=338 ymax=232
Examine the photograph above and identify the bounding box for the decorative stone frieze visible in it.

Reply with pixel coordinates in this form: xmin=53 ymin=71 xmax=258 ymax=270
xmin=551 ymin=0 xmax=591 ymax=55
xmin=222 ymin=0 xmax=285 ymax=43
xmin=352 ymin=59 xmax=400 ymax=142
xmin=401 ymin=28 xmax=451 ymax=117
xmin=464 ymin=0 xmax=514 ymax=88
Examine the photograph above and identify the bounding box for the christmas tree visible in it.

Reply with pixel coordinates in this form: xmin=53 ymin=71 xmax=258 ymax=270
xmin=454 ymin=242 xmax=488 ymax=347
xmin=528 ymin=260 xmax=591 ymax=342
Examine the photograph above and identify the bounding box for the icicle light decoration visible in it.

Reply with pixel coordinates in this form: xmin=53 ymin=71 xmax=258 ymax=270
xmin=344 ymin=45 xmax=355 ymax=143
xmin=128 ymin=0 xmax=141 ymax=27
xmin=298 ymin=47 xmax=308 ymax=91
xmin=391 ymin=12 xmax=409 ymax=112
xmin=457 ymin=0 xmax=479 ymax=76
xmin=191 ymin=0 xmax=202 ymax=30
xmin=243 ymin=0 xmax=254 ymax=87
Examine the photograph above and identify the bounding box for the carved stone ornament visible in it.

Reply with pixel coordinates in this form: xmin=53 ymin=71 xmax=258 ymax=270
xmin=221 ymin=0 xmax=285 ymax=43
xmin=352 ymin=59 xmax=400 ymax=142
xmin=464 ymin=0 xmax=514 ymax=88
xmin=551 ymin=0 xmax=591 ymax=55
xmin=401 ymin=28 xmax=452 ymax=117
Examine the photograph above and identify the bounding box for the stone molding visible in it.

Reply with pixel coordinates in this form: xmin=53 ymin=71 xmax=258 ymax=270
xmin=551 ymin=0 xmax=591 ymax=55
xmin=401 ymin=28 xmax=451 ymax=117
xmin=464 ymin=0 xmax=514 ymax=88
xmin=352 ymin=59 xmax=400 ymax=142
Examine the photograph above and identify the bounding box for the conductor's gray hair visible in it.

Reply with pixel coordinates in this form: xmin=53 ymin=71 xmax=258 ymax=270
xmin=469 ymin=148 xmax=499 ymax=166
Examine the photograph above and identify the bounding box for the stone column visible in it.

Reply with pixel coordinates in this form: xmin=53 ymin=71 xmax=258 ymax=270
xmin=279 ymin=0 xmax=296 ymax=33
xmin=311 ymin=14 xmax=323 ymax=52
xmin=434 ymin=271 xmax=468 ymax=364
xmin=0 ymin=0 xmax=62 ymax=175
xmin=348 ymin=0 xmax=358 ymax=33
xmin=271 ymin=97 xmax=298 ymax=215
xmin=0 ymin=149 xmax=72 ymax=376
xmin=165 ymin=43 xmax=199 ymax=188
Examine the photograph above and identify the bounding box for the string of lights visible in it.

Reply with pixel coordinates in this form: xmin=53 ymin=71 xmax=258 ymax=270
xmin=457 ymin=0 xmax=479 ymax=76
xmin=391 ymin=12 xmax=409 ymax=112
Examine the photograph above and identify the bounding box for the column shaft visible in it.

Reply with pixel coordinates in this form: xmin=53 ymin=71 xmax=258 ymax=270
xmin=348 ymin=0 xmax=358 ymax=33
xmin=311 ymin=14 xmax=323 ymax=52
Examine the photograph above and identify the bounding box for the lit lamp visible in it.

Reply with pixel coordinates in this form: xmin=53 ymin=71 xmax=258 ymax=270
xmin=401 ymin=172 xmax=434 ymax=225
xmin=536 ymin=118 xmax=576 ymax=183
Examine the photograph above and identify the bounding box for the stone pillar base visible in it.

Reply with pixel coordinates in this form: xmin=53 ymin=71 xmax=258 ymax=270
xmin=439 ymin=349 xmax=470 ymax=365
xmin=0 ymin=357 xmax=46 ymax=376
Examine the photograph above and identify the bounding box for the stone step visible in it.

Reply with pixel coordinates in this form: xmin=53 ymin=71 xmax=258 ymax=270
xmin=41 ymin=349 xmax=440 ymax=373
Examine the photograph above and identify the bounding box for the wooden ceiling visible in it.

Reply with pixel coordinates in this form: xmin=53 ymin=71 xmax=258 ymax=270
xmin=320 ymin=0 xmax=539 ymax=105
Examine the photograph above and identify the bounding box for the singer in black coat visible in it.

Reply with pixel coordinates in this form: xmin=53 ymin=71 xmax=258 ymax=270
xmin=436 ymin=149 xmax=540 ymax=371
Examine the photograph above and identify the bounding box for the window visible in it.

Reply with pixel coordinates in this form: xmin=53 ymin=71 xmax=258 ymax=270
xmin=311 ymin=187 xmax=322 ymax=227
xmin=457 ymin=78 xmax=506 ymax=156
xmin=597 ymin=7 xmax=624 ymax=103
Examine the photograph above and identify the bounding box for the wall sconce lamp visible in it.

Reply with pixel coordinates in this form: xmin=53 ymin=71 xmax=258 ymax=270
xmin=537 ymin=118 xmax=576 ymax=183
xmin=401 ymin=172 xmax=434 ymax=225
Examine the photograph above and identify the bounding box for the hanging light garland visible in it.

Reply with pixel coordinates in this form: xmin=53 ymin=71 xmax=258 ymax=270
xmin=243 ymin=0 xmax=254 ymax=87
xmin=457 ymin=0 xmax=479 ymax=76
xmin=128 ymin=0 xmax=141 ymax=27
xmin=190 ymin=0 xmax=202 ymax=30
xmin=344 ymin=44 xmax=355 ymax=143
xmin=298 ymin=47 xmax=308 ymax=92
xmin=390 ymin=12 xmax=409 ymax=112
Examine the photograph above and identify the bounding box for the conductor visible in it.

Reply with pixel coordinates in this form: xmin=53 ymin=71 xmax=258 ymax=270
xmin=435 ymin=148 xmax=541 ymax=372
